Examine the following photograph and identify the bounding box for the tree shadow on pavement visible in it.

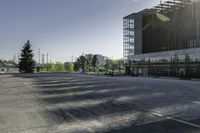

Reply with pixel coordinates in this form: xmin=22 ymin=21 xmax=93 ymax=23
xmin=12 ymin=73 xmax=200 ymax=133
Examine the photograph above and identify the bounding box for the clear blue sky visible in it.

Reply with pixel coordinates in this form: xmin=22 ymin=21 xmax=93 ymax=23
xmin=0 ymin=0 xmax=161 ymax=62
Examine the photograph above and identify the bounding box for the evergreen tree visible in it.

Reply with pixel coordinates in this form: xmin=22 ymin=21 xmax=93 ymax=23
xmin=91 ymin=55 xmax=98 ymax=72
xmin=74 ymin=55 xmax=88 ymax=73
xmin=79 ymin=55 xmax=87 ymax=72
xmin=19 ymin=40 xmax=35 ymax=73
xmin=74 ymin=61 xmax=80 ymax=72
xmin=86 ymin=54 xmax=93 ymax=72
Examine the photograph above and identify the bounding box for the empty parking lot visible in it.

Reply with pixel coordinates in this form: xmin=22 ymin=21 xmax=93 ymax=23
xmin=0 ymin=73 xmax=200 ymax=133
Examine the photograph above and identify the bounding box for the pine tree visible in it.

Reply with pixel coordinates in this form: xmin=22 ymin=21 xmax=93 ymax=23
xmin=86 ymin=54 xmax=93 ymax=72
xmin=19 ymin=40 xmax=35 ymax=73
xmin=73 ymin=55 xmax=88 ymax=73
xmin=91 ymin=55 xmax=98 ymax=72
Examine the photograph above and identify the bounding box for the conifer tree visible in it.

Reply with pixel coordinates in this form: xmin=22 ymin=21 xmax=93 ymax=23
xmin=92 ymin=55 xmax=98 ymax=72
xmin=19 ymin=40 xmax=35 ymax=73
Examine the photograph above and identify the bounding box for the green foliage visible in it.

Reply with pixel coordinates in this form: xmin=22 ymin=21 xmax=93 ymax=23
xmin=74 ymin=55 xmax=88 ymax=73
xmin=44 ymin=63 xmax=54 ymax=72
xmin=65 ymin=62 xmax=74 ymax=72
xmin=116 ymin=59 xmax=124 ymax=72
xmin=104 ymin=59 xmax=113 ymax=72
xmin=111 ymin=60 xmax=118 ymax=71
xmin=41 ymin=62 xmax=68 ymax=72
xmin=55 ymin=62 xmax=65 ymax=72
xmin=74 ymin=55 xmax=124 ymax=74
xmin=84 ymin=61 xmax=89 ymax=73
xmin=19 ymin=40 xmax=35 ymax=73
xmin=74 ymin=61 xmax=80 ymax=72
xmin=91 ymin=55 xmax=99 ymax=72
xmin=104 ymin=59 xmax=124 ymax=74
xmin=86 ymin=54 xmax=93 ymax=72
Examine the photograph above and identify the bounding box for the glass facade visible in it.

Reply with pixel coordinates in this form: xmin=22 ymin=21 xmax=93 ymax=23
xmin=142 ymin=1 xmax=200 ymax=54
xmin=123 ymin=18 xmax=135 ymax=61
xmin=131 ymin=53 xmax=200 ymax=63
xmin=124 ymin=1 xmax=200 ymax=77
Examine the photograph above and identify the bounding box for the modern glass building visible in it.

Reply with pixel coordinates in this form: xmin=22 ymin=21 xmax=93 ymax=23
xmin=124 ymin=0 xmax=200 ymax=77
xmin=123 ymin=14 xmax=135 ymax=61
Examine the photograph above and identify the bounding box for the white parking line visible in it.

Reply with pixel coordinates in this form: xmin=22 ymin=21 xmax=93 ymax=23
xmin=192 ymin=101 xmax=200 ymax=104
xmin=23 ymin=77 xmax=200 ymax=129
xmin=130 ymin=104 xmax=200 ymax=129
xmin=166 ymin=117 xmax=200 ymax=128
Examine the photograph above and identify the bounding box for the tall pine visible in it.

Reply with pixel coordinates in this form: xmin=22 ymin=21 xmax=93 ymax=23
xmin=19 ymin=40 xmax=35 ymax=73
xmin=91 ymin=55 xmax=98 ymax=72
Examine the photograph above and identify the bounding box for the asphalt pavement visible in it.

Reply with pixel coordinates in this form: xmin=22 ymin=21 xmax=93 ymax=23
xmin=0 ymin=73 xmax=200 ymax=133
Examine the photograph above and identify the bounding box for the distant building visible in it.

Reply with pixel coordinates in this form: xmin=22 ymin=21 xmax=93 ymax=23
xmin=85 ymin=54 xmax=107 ymax=66
xmin=0 ymin=60 xmax=19 ymax=74
xmin=96 ymin=54 xmax=106 ymax=66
